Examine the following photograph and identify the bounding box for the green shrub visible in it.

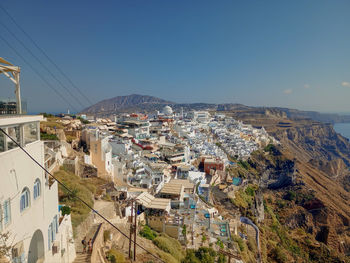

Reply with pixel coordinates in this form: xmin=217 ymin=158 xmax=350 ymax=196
xmin=106 ymin=249 xmax=125 ymax=263
xmin=195 ymin=247 xmax=216 ymax=263
xmin=216 ymin=238 xmax=224 ymax=249
xmin=232 ymin=235 xmax=245 ymax=252
xmin=245 ymin=186 xmax=255 ymax=197
xmin=276 ymin=199 xmax=286 ymax=208
xmin=182 ymin=249 xmax=201 ymax=263
xmin=54 ymin=167 xmax=94 ymax=229
xmin=60 ymin=206 xmax=71 ymax=216
xmin=40 ymin=132 xmax=59 ymax=140
xmin=182 ymin=225 xmax=187 ymax=237
xmin=152 ymin=234 xmax=184 ymax=261
xmin=217 ymin=253 xmax=227 ymax=263
xmin=284 ymin=190 xmax=296 ymax=201
xmin=238 ymin=160 xmax=250 ymax=170
xmin=139 ymin=225 xmax=157 ymax=241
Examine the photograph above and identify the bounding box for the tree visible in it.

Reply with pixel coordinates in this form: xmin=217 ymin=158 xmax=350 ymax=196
xmin=0 ymin=232 xmax=13 ymax=259
xmin=217 ymin=254 xmax=227 ymax=263
xmin=182 ymin=249 xmax=200 ymax=263
xmin=195 ymin=247 xmax=217 ymax=263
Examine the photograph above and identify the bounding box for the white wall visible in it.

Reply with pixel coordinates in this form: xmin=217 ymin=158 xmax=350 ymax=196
xmin=0 ymin=132 xmax=76 ymax=262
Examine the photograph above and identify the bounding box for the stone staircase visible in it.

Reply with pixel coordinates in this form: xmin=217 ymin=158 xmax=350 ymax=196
xmin=73 ymin=223 xmax=100 ymax=263
xmin=72 ymin=252 xmax=91 ymax=263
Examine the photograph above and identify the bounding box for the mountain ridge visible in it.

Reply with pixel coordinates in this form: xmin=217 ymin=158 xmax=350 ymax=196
xmin=81 ymin=94 xmax=350 ymax=123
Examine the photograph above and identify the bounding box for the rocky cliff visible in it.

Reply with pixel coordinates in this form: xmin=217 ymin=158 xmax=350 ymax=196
xmin=224 ymin=110 xmax=350 ymax=262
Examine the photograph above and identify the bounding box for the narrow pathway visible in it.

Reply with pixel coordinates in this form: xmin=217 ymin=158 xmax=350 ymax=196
xmin=74 ymin=224 xmax=100 ymax=263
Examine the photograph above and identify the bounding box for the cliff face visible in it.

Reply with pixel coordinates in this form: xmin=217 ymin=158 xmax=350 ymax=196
xmin=225 ymin=110 xmax=350 ymax=261
xmin=269 ymin=122 xmax=350 ymax=166
xmin=219 ymin=104 xmax=350 ymax=123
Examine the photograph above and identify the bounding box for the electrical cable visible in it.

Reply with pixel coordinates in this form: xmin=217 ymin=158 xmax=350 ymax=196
xmin=0 ymin=127 xmax=165 ymax=263
xmin=0 ymin=3 xmax=94 ymax=106
xmin=0 ymin=20 xmax=87 ymax=109
xmin=0 ymin=34 xmax=79 ymax=113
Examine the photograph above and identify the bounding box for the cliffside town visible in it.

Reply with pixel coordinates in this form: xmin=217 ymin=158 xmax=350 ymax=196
xmin=2 ymin=104 xmax=350 ymax=263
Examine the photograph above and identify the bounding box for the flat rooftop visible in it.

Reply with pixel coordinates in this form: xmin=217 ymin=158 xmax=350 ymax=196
xmin=160 ymin=182 xmax=183 ymax=196
xmin=136 ymin=192 xmax=170 ymax=210
xmin=0 ymin=115 xmax=43 ymax=126
xmin=169 ymin=179 xmax=194 ymax=189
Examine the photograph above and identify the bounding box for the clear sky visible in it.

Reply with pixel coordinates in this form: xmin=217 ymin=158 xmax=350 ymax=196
xmin=1 ymin=0 xmax=350 ymax=113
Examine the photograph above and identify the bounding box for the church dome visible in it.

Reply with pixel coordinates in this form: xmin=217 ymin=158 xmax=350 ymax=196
xmin=162 ymin=105 xmax=173 ymax=115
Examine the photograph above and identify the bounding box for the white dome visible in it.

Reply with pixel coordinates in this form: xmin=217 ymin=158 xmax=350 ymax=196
xmin=162 ymin=105 xmax=173 ymax=115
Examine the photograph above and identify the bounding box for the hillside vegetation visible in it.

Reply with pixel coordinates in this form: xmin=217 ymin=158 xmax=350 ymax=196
xmin=54 ymin=166 xmax=107 ymax=228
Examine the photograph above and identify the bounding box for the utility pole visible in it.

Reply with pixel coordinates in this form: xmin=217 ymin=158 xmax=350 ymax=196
xmin=127 ymin=199 xmax=138 ymax=261
xmin=133 ymin=202 xmax=137 ymax=261
xmin=129 ymin=200 xmax=134 ymax=260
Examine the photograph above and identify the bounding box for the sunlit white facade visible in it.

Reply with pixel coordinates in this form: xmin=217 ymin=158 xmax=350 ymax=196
xmin=0 ymin=115 xmax=76 ymax=263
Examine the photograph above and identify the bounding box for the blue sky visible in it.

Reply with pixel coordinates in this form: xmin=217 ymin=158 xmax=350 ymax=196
xmin=1 ymin=0 xmax=350 ymax=113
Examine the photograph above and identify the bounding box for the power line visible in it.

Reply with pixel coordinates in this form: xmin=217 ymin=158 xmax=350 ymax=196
xmin=0 ymin=3 xmax=94 ymax=107
xmin=0 ymin=20 xmax=87 ymax=109
xmin=0 ymin=34 xmax=79 ymax=113
xmin=0 ymin=127 xmax=165 ymax=263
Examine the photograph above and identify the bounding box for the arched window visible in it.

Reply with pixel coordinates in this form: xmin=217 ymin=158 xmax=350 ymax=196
xmin=33 ymin=179 xmax=41 ymax=200
xmin=20 ymin=188 xmax=30 ymax=212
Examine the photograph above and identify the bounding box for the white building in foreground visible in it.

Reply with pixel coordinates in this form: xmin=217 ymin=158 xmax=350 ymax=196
xmin=0 ymin=115 xmax=76 ymax=263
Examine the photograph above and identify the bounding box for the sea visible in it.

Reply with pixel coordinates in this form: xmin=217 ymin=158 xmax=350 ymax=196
xmin=334 ymin=123 xmax=350 ymax=140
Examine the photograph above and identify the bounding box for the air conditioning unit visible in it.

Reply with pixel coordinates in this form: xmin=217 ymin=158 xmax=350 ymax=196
xmin=52 ymin=241 xmax=60 ymax=255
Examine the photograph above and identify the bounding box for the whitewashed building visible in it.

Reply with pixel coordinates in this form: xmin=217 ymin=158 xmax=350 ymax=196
xmin=0 ymin=115 xmax=76 ymax=263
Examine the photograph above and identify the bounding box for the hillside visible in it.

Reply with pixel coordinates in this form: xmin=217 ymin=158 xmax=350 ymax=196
xmin=218 ymin=109 xmax=350 ymax=262
xmin=82 ymin=94 xmax=350 ymax=124
xmin=218 ymin=104 xmax=350 ymax=124
xmin=82 ymin=94 xmax=175 ymax=115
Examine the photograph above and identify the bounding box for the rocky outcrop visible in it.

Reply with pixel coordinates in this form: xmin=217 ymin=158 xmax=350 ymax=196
xmin=258 ymin=158 xmax=296 ymax=189
xmin=308 ymin=158 xmax=348 ymax=178
xmin=269 ymin=122 xmax=350 ymax=166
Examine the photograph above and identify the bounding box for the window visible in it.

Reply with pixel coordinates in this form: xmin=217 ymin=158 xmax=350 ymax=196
xmin=3 ymin=199 xmax=11 ymax=225
xmin=48 ymin=224 xmax=52 ymax=250
xmin=24 ymin=122 xmax=38 ymax=145
xmin=20 ymin=188 xmax=30 ymax=212
xmin=33 ymin=179 xmax=41 ymax=199
xmin=0 ymin=131 xmax=4 ymax=152
xmin=54 ymin=215 xmax=58 ymax=233
xmin=51 ymin=222 xmax=55 ymax=242
xmin=7 ymin=126 xmax=20 ymax=150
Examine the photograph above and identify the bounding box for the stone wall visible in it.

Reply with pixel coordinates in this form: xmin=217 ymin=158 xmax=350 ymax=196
xmin=74 ymin=212 xmax=95 ymax=248
xmin=91 ymin=224 xmax=107 ymax=263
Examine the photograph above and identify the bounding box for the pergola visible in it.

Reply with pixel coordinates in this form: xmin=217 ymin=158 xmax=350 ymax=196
xmin=0 ymin=57 xmax=22 ymax=114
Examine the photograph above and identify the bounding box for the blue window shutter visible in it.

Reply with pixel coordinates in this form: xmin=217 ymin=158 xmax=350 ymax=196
xmin=55 ymin=215 xmax=58 ymax=233
xmin=4 ymin=200 xmax=10 ymax=224
xmin=51 ymin=222 xmax=55 ymax=242
xmin=48 ymin=226 xmax=51 ymax=250
xmin=7 ymin=200 xmax=11 ymax=223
